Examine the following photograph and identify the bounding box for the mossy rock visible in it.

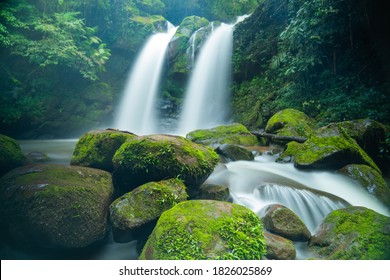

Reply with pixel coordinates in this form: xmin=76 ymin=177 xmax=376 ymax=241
xmin=25 ymin=151 xmax=50 ymax=164
xmin=196 ymin=183 xmax=232 ymax=202
xmin=294 ymin=134 xmax=381 ymax=173
xmin=71 ymin=129 xmax=136 ymax=172
xmin=338 ymin=164 xmax=390 ymax=208
xmin=112 ymin=134 xmax=219 ymax=196
xmin=0 ymin=134 xmax=25 ymax=177
xmin=263 ymin=232 xmax=296 ymax=260
xmin=261 ymin=204 xmax=311 ymax=241
xmin=215 ymin=144 xmax=255 ymax=162
xmin=265 ymin=109 xmax=315 ymax=139
xmin=316 ymin=119 xmax=386 ymax=158
xmin=140 ymin=200 xmax=267 ymax=260
xmin=109 ymin=179 xmax=188 ymax=240
xmin=309 ymin=206 xmax=390 ymax=259
xmin=276 ymin=141 xmax=303 ymax=163
xmin=186 ymin=123 xmax=259 ymax=147
xmin=0 ymin=164 xmax=113 ymax=249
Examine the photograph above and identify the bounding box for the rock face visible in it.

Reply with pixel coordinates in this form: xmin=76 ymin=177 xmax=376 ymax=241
xmin=265 ymin=109 xmax=315 ymax=139
xmin=140 ymin=200 xmax=266 ymax=260
xmin=309 ymin=207 xmax=390 ymax=259
xmin=71 ymin=129 xmax=136 ymax=172
xmin=261 ymin=204 xmax=311 ymax=241
xmin=186 ymin=123 xmax=259 ymax=147
xmin=215 ymin=144 xmax=255 ymax=162
xmin=0 ymin=134 xmax=25 ymax=177
xmin=338 ymin=164 xmax=390 ymax=208
xmin=197 ymin=184 xmax=232 ymax=202
xmin=0 ymin=164 xmax=113 ymax=249
xmin=316 ymin=119 xmax=386 ymax=158
xmin=294 ymin=134 xmax=381 ymax=173
xmin=112 ymin=134 xmax=219 ymax=196
xmin=263 ymin=232 xmax=296 ymax=260
xmin=109 ymin=179 xmax=187 ymax=239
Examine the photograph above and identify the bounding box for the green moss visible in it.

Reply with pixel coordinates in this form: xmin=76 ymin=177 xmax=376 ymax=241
xmin=186 ymin=123 xmax=259 ymax=146
xmin=0 ymin=134 xmax=25 ymax=176
xmin=112 ymin=135 xmax=219 ymax=194
xmin=110 ymin=179 xmax=188 ymax=231
xmin=320 ymin=207 xmax=390 ymax=259
xmin=71 ymin=130 xmax=136 ymax=172
xmin=0 ymin=164 xmax=113 ymax=248
xmin=295 ymin=134 xmax=381 ymax=173
xmin=140 ymin=200 xmax=266 ymax=260
xmin=276 ymin=141 xmax=303 ymax=162
xmin=265 ymin=109 xmax=315 ymax=138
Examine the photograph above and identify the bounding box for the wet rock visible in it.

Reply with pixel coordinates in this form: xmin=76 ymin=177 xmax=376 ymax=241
xmin=0 ymin=164 xmax=113 ymax=249
xmin=276 ymin=141 xmax=303 ymax=163
xmin=140 ymin=200 xmax=266 ymax=260
xmin=196 ymin=183 xmax=232 ymax=202
xmin=109 ymin=179 xmax=187 ymax=243
xmin=265 ymin=109 xmax=315 ymax=139
xmin=71 ymin=129 xmax=136 ymax=172
xmin=0 ymin=134 xmax=25 ymax=177
xmin=261 ymin=204 xmax=311 ymax=241
xmin=215 ymin=144 xmax=255 ymax=162
xmin=264 ymin=232 xmax=296 ymax=260
xmin=26 ymin=151 xmax=49 ymax=163
xmin=294 ymin=134 xmax=381 ymax=173
xmin=112 ymin=134 xmax=218 ymax=196
xmin=186 ymin=123 xmax=259 ymax=147
xmin=338 ymin=164 xmax=390 ymax=208
xmin=309 ymin=206 xmax=390 ymax=259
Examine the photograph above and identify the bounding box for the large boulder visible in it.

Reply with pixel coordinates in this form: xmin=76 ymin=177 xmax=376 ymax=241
xmin=263 ymin=232 xmax=296 ymax=260
xmin=261 ymin=204 xmax=311 ymax=241
xmin=0 ymin=134 xmax=25 ymax=177
xmin=0 ymin=164 xmax=113 ymax=249
xmin=316 ymin=119 xmax=386 ymax=158
xmin=309 ymin=206 xmax=390 ymax=259
xmin=140 ymin=200 xmax=267 ymax=260
xmin=186 ymin=123 xmax=259 ymax=147
xmin=215 ymin=144 xmax=255 ymax=162
xmin=112 ymin=134 xmax=219 ymax=196
xmin=265 ymin=109 xmax=315 ymax=139
xmin=196 ymin=183 xmax=232 ymax=202
xmin=338 ymin=164 xmax=390 ymax=208
xmin=71 ymin=129 xmax=136 ymax=172
xmin=294 ymin=134 xmax=381 ymax=173
xmin=276 ymin=141 xmax=303 ymax=163
xmin=109 ymin=179 xmax=188 ymax=241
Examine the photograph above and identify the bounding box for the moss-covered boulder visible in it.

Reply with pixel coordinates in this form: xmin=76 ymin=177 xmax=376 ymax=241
xmin=316 ymin=119 xmax=386 ymax=158
xmin=71 ymin=129 xmax=136 ymax=172
xmin=0 ymin=164 xmax=113 ymax=249
xmin=215 ymin=144 xmax=255 ymax=162
xmin=186 ymin=123 xmax=259 ymax=147
xmin=109 ymin=179 xmax=187 ymax=241
xmin=276 ymin=141 xmax=303 ymax=163
xmin=264 ymin=232 xmax=296 ymax=260
xmin=294 ymin=134 xmax=381 ymax=173
xmin=196 ymin=183 xmax=232 ymax=202
xmin=261 ymin=204 xmax=311 ymax=241
xmin=112 ymin=134 xmax=219 ymax=196
xmin=309 ymin=206 xmax=390 ymax=259
xmin=265 ymin=109 xmax=315 ymax=139
xmin=0 ymin=134 xmax=25 ymax=177
xmin=338 ymin=164 xmax=390 ymax=208
xmin=140 ymin=200 xmax=266 ymax=260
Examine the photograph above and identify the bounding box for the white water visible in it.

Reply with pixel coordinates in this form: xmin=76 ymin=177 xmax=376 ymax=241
xmin=114 ymin=25 xmax=178 ymax=135
xmin=206 ymin=155 xmax=390 ymax=234
xmin=177 ymin=23 xmax=234 ymax=135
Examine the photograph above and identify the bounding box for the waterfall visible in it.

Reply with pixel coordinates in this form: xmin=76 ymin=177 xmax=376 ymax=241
xmin=176 ymin=23 xmax=234 ymax=135
xmin=114 ymin=25 xmax=178 ymax=135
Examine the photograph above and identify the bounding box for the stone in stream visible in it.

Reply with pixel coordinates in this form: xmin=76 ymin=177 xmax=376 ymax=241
xmin=0 ymin=134 xmax=25 ymax=177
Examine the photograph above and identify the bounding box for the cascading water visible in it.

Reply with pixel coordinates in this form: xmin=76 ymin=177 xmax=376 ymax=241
xmin=114 ymin=24 xmax=178 ymax=135
xmin=206 ymin=155 xmax=390 ymax=234
xmin=176 ymin=23 xmax=234 ymax=135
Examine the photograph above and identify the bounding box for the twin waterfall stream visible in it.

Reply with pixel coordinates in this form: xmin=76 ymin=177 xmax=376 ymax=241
xmin=15 ymin=17 xmax=390 ymax=260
